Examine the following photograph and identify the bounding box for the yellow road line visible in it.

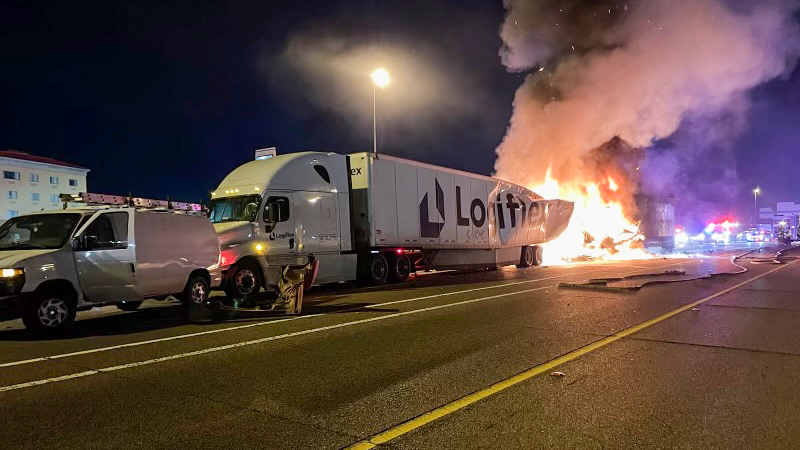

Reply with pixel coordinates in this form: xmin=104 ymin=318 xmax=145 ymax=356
xmin=344 ymin=260 xmax=796 ymax=449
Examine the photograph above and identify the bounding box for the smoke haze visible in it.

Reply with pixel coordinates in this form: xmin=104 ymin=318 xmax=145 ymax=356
xmin=495 ymin=0 xmax=800 ymax=222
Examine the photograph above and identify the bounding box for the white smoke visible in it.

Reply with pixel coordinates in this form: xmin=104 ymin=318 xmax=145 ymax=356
xmin=495 ymin=0 xmax=800 ymax=207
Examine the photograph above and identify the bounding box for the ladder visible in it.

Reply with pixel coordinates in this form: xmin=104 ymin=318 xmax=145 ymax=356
xmin=61 ymin=192 xmax=206 ymax=214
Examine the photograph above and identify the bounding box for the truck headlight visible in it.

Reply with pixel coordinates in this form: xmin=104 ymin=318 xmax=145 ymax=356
xmin=0 ymin=268 xmax=24 ymax=278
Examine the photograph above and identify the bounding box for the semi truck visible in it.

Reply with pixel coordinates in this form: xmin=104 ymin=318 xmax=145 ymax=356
xmin=209 ymin=151 xmax=574 ymax=305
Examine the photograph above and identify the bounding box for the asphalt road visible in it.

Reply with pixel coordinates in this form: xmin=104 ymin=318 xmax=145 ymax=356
xmin=1 ymin=247 xmax=799 ymax=449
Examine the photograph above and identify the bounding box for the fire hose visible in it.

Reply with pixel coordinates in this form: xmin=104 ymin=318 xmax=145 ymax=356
xmin=558 ymin=245 xmax=799 ymax=292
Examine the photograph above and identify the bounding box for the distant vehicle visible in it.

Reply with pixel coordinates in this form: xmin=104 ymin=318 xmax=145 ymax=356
xmin=0 ymin=193 xmax=221 ymax=336
xmin=210 ymin=151 xmax=574 ymax=312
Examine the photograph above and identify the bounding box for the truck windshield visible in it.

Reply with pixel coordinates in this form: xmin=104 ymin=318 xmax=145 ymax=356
xmin=208 ymin=195 xmax=261 ymax=223
xmin=0 ymin=214 xmax=82 ymax=250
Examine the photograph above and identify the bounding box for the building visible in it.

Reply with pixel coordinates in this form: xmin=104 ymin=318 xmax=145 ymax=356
xmin=0 ymin=149 xmax=89 ymax=220
xmin=759 ymin=202 xmax=799 ymax=240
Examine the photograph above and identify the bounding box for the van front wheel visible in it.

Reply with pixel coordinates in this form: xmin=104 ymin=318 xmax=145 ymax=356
xmin=22 ymin=292 xmax=76 ymax=337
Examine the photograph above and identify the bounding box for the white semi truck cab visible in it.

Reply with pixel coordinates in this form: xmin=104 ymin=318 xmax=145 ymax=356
xmin=211 ymin=151 xmax=574 ymax=303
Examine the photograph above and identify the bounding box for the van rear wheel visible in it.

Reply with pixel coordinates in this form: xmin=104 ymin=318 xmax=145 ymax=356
xmin=183 ymin=276 xmax=210 ymax=306
xmin=225 ymin=261 xmax=263 ymax=299
xmin=22 ymin=292 xmax=76 ymax=337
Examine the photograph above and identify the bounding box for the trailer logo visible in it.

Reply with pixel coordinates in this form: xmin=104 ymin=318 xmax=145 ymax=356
xmin=269 ymin=231 xmax=295 ymax=240
xmin=420 ymin=178 xmax=446 ymax=238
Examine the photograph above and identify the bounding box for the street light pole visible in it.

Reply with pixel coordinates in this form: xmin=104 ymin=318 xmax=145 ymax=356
xmin=370 ymin=68 xmax=390 ymax=159
xmin=753 ymin=187 xmax=761 ymax=227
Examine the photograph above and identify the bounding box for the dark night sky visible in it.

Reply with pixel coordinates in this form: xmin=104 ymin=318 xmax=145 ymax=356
xmin=1 ymin=0 xmax=798 ymax=217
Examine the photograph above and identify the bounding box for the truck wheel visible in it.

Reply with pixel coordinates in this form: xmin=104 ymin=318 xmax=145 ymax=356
xmin=517 ymin=246 xmax=534 ymax=268
xmin=532 ymin=245 xmax=544 ymax=266
xmin=116 ymin=301 xmax=143 ymax=311
xmin=359 ymin=253 xmax=388 ymax=285
xmin=22 ymin=292 xmax=76 ymax=337
xmin=225 ymin=261 xmax=262 ymax=299
xmin=388 ymin=253 xmax=412 ymax=282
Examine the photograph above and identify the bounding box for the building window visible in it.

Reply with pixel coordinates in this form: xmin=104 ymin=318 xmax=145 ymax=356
xmin=31 ymin=193 xmax=40 ymax=202
xmin=69 ymin=179 xmax=78 ymax=187
xmin=8 ymin=191 xmax=17 ymax=200
xmin=7 ymin=211 xmax=18 ymax=219
xmin=4 ymin=171 xmax=20 ymax=180
xmin=29 ymin=173 xmax=39 ymax=183
xmin=50 ymin=176 xmax=59 ymax=185
xmin=50 ymin=194 xmax=60 ymax=203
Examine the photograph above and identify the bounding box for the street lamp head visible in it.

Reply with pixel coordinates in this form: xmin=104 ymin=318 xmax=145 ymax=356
xmin=371 ymin=68 xmax=390 ymax=88
xmin=753 ymin=187 xmax=761 ymax=194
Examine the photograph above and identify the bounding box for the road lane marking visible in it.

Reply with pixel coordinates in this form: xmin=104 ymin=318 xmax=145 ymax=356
xmin=343 ymin=260 xmax=796 ymax=449
xmin=0 ymin=260 xmax=684 ymax=369
xmin=0 ymin=259 xmax=702 ymax=392
xmin=0 ymin=285 xmax=554 ymax=393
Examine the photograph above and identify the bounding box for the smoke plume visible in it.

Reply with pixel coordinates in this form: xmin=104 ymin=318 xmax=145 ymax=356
xmin=495 ymin=0 xmax=800 ymax=220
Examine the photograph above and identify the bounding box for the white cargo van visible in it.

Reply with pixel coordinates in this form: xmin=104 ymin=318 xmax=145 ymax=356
xmin=210 ymin=151 xmax=573 ymax=309
xmin=0 ymin=195 xmax=221 ymax=336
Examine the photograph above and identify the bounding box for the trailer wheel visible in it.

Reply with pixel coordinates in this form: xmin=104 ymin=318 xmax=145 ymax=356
xmin=225 ymin=261 xmax=262 ymax=299
xmin=359 ymin=253 xmax=388 ymax=285
xmin=388 ymin=253 xmax=412 ymax=282
xmin=517 ymin=246 xmax=535 ymax=268
xmin=532 ymin=245 xmax=544 ymax=266
xmin=22 ymin=291 xmax=77 ymax=337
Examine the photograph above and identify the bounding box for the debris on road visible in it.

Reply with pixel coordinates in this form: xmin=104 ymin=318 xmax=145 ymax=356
xmin=550 ymin=371 xmax=565 ymax=377
xmin=691 ymin=308 xmax=700 ymax=311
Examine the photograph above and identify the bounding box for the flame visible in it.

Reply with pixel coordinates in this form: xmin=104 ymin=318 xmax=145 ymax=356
xmin=531 ymin=168 xmax=652 ymax=264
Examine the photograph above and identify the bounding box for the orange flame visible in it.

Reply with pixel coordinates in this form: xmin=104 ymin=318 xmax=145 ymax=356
xmin=531 ymin=168 xmax=652 ymax=264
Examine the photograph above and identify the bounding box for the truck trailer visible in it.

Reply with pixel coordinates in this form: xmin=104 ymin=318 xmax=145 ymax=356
xmin=209 ymin=151 xmax=574 ymax=303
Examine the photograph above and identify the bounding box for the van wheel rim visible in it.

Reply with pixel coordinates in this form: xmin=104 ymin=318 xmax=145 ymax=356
xmin=191 ymin=282 xmax=207 ymax=304
xmin=235 ymin=269 xmax=256 ymax=294
xmin=38 ymin=298 xmax=68 ymax=327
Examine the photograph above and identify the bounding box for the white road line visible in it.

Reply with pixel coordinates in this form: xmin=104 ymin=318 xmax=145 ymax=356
xmin=0 ymin=259 xmax=699 ymax=393
xmin=0 ymin=261 xmax=678 ymax=369
xmin=0 ymin=285 xmax=554 ymax=393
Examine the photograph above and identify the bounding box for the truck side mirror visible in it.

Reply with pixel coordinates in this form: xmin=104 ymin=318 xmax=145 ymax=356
xmin=84 ymin=235 xmax=99 ymax=251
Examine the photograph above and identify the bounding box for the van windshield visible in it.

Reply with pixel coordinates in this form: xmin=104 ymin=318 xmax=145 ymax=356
xmin=208 ymin=195 xmax=261 ymax=223
xmin=0 ymin=214 xmax=82 ymax=250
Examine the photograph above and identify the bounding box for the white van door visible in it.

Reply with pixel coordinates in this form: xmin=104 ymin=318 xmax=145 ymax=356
xmin=73 ymin=211 xmax=141 ymax=304
xmin=263 ymin=193 xmax=297 ymax=259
